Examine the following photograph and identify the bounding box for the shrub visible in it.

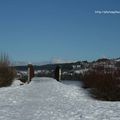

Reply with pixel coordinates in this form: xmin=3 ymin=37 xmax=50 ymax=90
xmin=0 ymin=53 xmax=16 ymax=87
xmin=82 ymin=70 xmax=120 ymax=101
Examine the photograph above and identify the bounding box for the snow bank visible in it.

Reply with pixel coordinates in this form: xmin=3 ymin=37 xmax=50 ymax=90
xmin=11 ymin=79 xmax=24 ymax=87
xmin=0 ymin=77 xmax=120 ymax=120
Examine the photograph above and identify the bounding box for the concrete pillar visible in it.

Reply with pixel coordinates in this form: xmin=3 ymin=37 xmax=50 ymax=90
xmin=54 ymin=65 xmax=61 ymax=81
xmin=28 ymin=63 xmax=34 ymax=83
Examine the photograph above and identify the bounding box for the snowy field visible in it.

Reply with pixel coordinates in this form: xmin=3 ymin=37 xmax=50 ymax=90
xmin=0 ymin=77 xmax=120 ymax=120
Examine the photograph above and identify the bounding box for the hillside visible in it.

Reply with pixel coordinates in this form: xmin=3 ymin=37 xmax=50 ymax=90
xmin=14 ymin=60 xmax=89 ymax=71
xmin=14 ymin=58 xmax=120 ymax=72
xmin=14 ymin=63 xmax=74 ymax=71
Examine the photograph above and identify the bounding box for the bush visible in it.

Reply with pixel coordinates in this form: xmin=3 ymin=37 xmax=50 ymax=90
xmin=0 ymin=53 xmax=16 ymax=87
xmin=82 ymin=70 xmax=120 ymax=101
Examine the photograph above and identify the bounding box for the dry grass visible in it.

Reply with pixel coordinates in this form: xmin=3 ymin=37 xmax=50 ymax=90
xmin=0 ymin=53 xmax=16 ymax=87
xmin=82 ymin=70 xmax=120 ymax=101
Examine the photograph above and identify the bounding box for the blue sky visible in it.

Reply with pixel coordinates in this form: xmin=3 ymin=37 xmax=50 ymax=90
xmin=0 ymin=0 xmax=120 ymax=62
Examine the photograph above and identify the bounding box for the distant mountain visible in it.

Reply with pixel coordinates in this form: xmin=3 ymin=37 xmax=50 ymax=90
xmin=13 ymin=59 xmax=74 ymax=66
xmin=96 ymin=58 xmax=110 ymax=62
xmin=13 ymin=57 xmax=120 ymax=71
xmin=14 ymin=61 xmax=79 ymax=71
xmin=51 ymin=58 xmax=73 ymax=64
xmin=12 ymin=61 xmax=28 ymax=66
xmin=115 ymin=57 xmax=120 ymax=62
xmin=12 ymin=61 xmax=52 ymax=66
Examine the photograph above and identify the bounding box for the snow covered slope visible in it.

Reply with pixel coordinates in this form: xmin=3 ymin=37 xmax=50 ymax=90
xmin=0 ymin=77 xmax=120 ymax=120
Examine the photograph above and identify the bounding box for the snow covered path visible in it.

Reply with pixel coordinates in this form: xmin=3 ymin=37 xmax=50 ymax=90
xmin=0 ymin=77 xmax=120 ymax=120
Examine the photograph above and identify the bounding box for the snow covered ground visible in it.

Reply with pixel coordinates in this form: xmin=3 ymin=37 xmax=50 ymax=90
xmin=0 ymin=77 xmax=120 ymax=120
